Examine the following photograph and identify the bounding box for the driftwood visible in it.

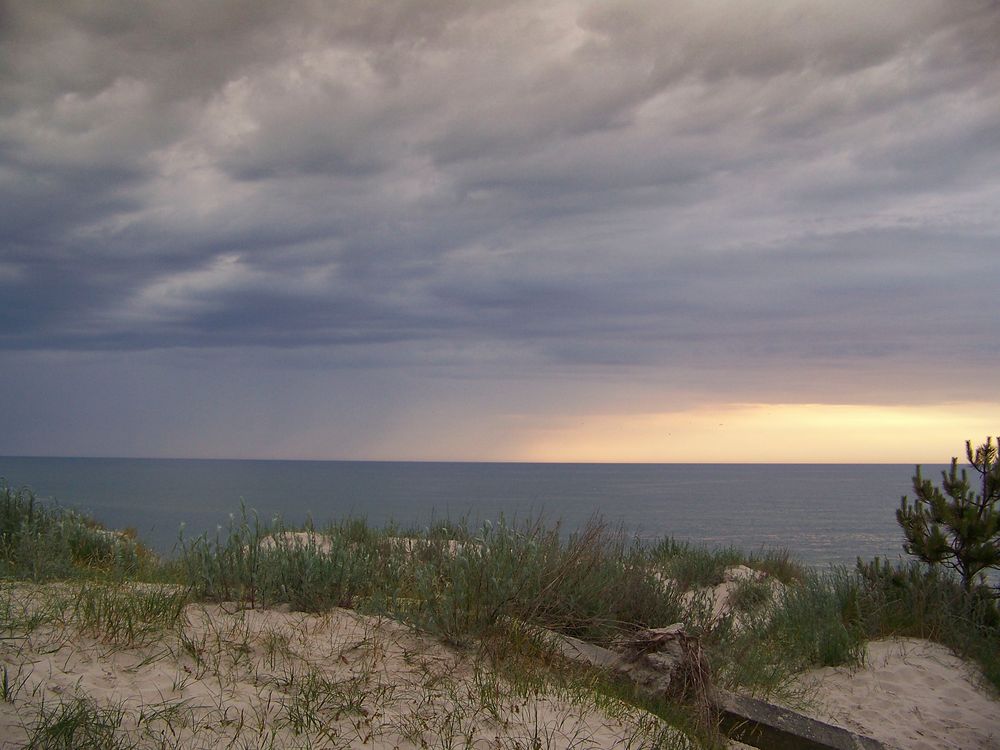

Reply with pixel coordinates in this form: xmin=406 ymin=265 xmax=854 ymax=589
xmin=544 ymin=625 xmax=886 ymax=750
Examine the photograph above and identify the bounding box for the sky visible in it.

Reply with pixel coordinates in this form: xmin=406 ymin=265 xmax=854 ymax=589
xmin=1 ymin=0 xmax=999 ymax=463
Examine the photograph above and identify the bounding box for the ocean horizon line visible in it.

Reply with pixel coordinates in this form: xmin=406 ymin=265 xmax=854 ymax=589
xmin=0 ymin=454 xmax=923 ymax=467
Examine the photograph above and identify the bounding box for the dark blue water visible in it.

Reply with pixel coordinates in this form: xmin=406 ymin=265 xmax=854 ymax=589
xmin=0 ymin=457 xmax=935 ymax=567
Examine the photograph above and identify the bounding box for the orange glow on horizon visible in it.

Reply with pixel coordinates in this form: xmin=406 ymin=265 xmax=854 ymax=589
xmin=512 ymin=402 xmax=1000 ymax=463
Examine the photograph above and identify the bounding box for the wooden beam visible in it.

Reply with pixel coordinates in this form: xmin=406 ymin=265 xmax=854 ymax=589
xmin=715 ymin=689 xmax=887 ymax=750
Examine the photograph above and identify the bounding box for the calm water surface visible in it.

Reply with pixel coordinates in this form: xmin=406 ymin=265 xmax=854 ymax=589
xmin=0 ymin=457 xmax=936 ymax=566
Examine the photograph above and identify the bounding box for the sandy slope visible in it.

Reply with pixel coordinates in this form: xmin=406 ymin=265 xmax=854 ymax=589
xmin=0 ymin=584 xmax=687 ymax=749
xmin=794 ymin=638 xmax=1000 ymax=750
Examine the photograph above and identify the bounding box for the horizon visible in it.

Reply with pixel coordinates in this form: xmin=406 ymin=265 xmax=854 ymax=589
xmin=2 ymin=2 xmax=998 ymax=463
xmin=0 ymin=453 xmax=964 ymax=467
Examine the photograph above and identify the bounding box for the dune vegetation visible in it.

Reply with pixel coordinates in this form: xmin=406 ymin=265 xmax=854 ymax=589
xmin=1 ymin=479 xmax=998 ymax=749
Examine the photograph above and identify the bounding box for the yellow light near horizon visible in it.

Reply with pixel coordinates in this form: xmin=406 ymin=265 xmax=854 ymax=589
xmin=515 ymin=402 xmax=1000 ymax=463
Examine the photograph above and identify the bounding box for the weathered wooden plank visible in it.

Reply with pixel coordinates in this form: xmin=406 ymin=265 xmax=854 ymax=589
xmin=715 ymin=689 xmax=886 ymax=750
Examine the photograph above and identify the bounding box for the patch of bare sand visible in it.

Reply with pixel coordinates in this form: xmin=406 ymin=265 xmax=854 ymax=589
xmin=0 ymin=583 xmax=691 ymax=749
xmin=794 ymin=638 xmax=1000 ymax=750
xmin=666 ymin=566 xmax=784 ymax=634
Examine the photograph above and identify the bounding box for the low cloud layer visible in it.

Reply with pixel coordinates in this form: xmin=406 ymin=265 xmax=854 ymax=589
xmin=1 ymin=0 xmax=998 ymax=458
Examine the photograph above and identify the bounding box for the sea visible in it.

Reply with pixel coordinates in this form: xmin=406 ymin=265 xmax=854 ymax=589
xmin=0 ymin=457 xmax=942 ymax=568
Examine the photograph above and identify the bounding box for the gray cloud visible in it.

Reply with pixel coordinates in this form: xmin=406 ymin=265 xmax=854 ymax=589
xmin=1 ymin=0 xmax=998 ymax=456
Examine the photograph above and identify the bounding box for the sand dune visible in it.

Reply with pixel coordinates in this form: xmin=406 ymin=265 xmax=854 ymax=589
xmin=795 ymin=637 xmax=1000 ymax=750
xmin=2 ymin=581 xmax=998 ymax=749
xmin=0 ymin=585 xmax=687 ymax=749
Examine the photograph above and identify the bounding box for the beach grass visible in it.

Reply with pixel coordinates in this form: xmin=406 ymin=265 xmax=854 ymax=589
xmin=68 ymin=582 xmax=188 ymax=647
xmin=176 ymin=508 xmax=687 ymax=646
xmin=648 ymin=538 xmax=744 ymax=590
xmin=169 ymin=504 xmax=999 ymax=700
xmin=24 ymin=694 xmax=133 ymax=750
xmin=1 ymin=481 xmax=157 ymax=582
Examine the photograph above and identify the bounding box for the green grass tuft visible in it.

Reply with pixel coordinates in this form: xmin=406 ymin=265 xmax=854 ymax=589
xmin=25 ymin=695 xmax=134 ymax=750
xmin=69 ymin=582 xmax=188 ymax=646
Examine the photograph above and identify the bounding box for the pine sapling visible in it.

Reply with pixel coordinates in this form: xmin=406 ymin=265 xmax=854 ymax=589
xmin=897 ymin=437 xmax=1000 ymax=592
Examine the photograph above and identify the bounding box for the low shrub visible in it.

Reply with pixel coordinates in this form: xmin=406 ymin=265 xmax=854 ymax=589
xmin=746 ymin=548 xmax=807 ymax=586
xmin=648 ymin=538 xmax=743 ymax=590
xmin=179 ymin=510 xmax=685 ymax=645
xmin=177 ymin=507 xmax=379 ymax=611
xmin=0 ymin=481 xmax=154 ymax=581
xmin=395 ymin=518 xmax=685 ymax=645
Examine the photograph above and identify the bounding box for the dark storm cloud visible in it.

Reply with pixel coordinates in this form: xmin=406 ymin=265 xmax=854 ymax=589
xmin=1 ymin=0 xmax=998 ymax=384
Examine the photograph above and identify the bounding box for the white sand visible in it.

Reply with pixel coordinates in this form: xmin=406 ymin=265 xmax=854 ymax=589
xmin=794 ymin=638 xmax=1000 ymax=750
xmin=0 ymin=583 xmax=688 ymax=749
